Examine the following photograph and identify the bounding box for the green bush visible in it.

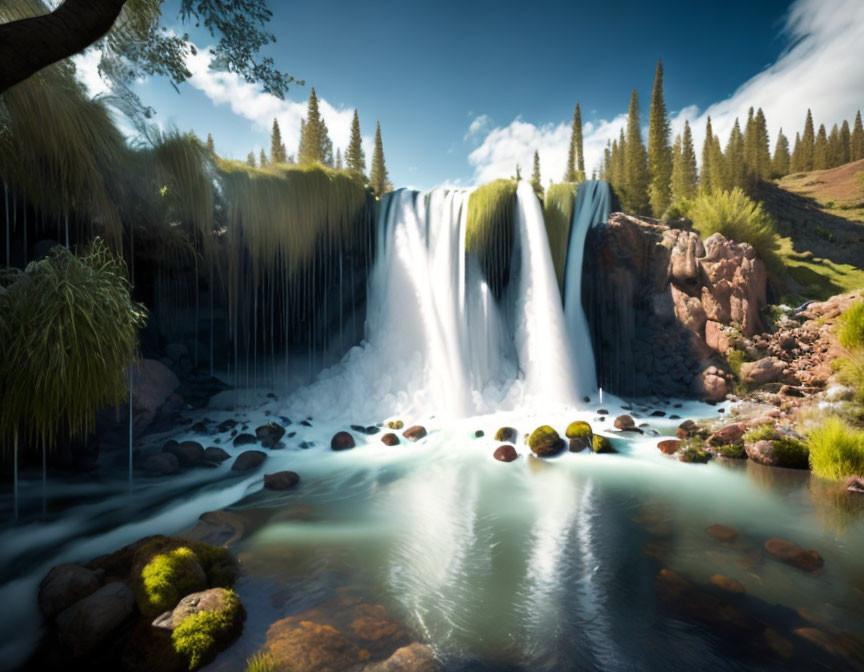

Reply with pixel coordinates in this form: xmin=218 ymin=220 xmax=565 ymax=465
xmin=172 ymin=589 xmax=243 ymax=669
xmin=466 ymin=179 xmax=518 ymax=299
xmin=661 ymin=197 xmax=693 ymax=224
xmin=838 ymin=300 xmax=864 ymax=350
xmin=808 ymin=417 xmax=864 ymax=480
xmin=688 ymin=188 xmax=777 ymax=259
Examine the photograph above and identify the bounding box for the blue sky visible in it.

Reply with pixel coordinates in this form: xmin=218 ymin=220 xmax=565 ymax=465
xmin=78 ymin=0 xmax=864 ymax=189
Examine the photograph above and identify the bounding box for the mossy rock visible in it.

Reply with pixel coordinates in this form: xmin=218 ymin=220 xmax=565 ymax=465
xmin=591 ymin=435 xmax=615 ymax=454
xmin=171 ymin=588 xmax=245 ymax=670
xmin=715 ymin=443 xmax=747 ymax=459
xmin=495 ymin=426 xmax=518 ymax=442
xmin=773 ymin=438 xmax=810 ymax=470
xmin=680 ymin=447 xmax=713 ymax=464
xmin=136 ymin=547 xmax=207 ymax=618
xmin=528 ymin=425 xmax=563 ymax=457
xmin=566 ymin=421 xmax=592 ymax=439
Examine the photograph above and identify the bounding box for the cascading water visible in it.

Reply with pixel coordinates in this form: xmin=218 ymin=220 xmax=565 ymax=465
xmin=563 ymin=180 xmax=611 ymax=398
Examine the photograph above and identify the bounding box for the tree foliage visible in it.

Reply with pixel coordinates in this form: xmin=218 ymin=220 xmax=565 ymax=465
xmin=647 ymin=60 xmax=672 ymax=217
xmin=369 ymin=121 xmax=390 ymax=197
xmin=346 ymin=109 xmax=366 ymax=178
xmin=623 ymin=89 xmax=649 ymax=215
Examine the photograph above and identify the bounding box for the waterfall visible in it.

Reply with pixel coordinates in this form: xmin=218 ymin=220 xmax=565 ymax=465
xmin=563 ymin=180 xmax=611 ymax=399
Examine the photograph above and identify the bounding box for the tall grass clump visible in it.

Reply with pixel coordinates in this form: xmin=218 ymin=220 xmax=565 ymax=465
xmin=688 ymin=187 xmax=777 ymax=260
xmin=543 ymin=183 xmax=577 ymax=290
xmin=0 ymin=240 xmax=146 ymax=451
xmin=466 ymin=178 xmax=518 ymax=299
xmin=808 ymin=417 xmax=864 ymax=481
xmin=838 ymin=300 xmax=864 ymax=350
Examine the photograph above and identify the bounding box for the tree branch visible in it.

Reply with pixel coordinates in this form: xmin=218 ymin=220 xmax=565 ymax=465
xmin=0 ymin=0 xmax=128 ymax=94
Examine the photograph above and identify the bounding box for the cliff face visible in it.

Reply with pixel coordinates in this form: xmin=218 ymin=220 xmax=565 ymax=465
xmin=581 ymin=213 xmax=768 ymax=400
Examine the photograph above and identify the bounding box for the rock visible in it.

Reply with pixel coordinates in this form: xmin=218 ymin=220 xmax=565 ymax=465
xmin=163 ymin=440 xmax=205 ymax=467
xmin=386 ymin=420 xmax=404 ymax=430
xmin=494 ymin=426 xmax=517 ymax=442
xmin=613 ymin=415 xmax=636 ymax=431
xmin=764 ymin=537 xmax=824 ymax=572
xmin=231 ymin=450 xmax=267 ymax=472
xmin=710 ymin=574 xmax=745 ymax=594
xmin=129 ymin=359 xmax=181 ymax=434
xmin=256 ymin=422 xmax=286 ymax=448
xmin=707 ymin=423 xmax=746 ymax=446
xmin=55 ymin=582 xmax=136 ymax=656
xmin=233 ymin=433 xmax=257 ymax=447
xmin=740 ymin=357 xmax=786 ymax=385
xmin=217 ymin=419 xmax=238 ymax=433
xmin=745 ymin=438 xmax=809 ymax=469
xmin=676 ymin=419 xmax=698 ymax=439
xmin=705 ymin=320 xmax=732 ymax=353
xmin=204 ymin=446 xmax=230 ymax=463
xmin=691 ymin=366 xmax=730 ymax=402
xmin=161 ymin=588 xmax=245 ymax=669
xmin=364 ymin=643 xmax=440 ymax=672
xmin=592 ymin=435 xmax=615 ymax=454
xmin=381 ymin=433 xmax=400 ymax=446
xmin=706 ymin=524 xmax=738 ymax=542
xmin=493 ymin=445 xmax=518 ymax=462
xmin=679 ymin=446 xmax=712 ymax=463
xmin=843 ymin=476 xmax=864 ymax=494
xmin=402 ymin=426 xmax=427 ymax=442
xmin=142 ymin=452 xmax=180 ymax=476
xmin=39 ymin=563 xmax=104 ymax=619
xmin=566 ymin=421 xmax=592 ymax=451
xmin=528 ymin=425 xmax=563 ymax=457
xmin=657 ymin=439 xmax=681 ymax=455
xmin=264 ymin=471 xmax=300 ymax=490
xmin=331 ymin=431 xmax=356 ymax=451
xmin=474 ymin=430 xmax=484 ymax=438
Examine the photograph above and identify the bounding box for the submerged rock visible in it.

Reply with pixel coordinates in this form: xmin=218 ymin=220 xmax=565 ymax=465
xmin=528 ymin=426 xmax=563 ymax=457
xmin=764 ymin=537 xmax=824 ymax=572
xmin=331 ymin=431 xmax=356 ymax=451
xmin=706 ymin=524 xmax=739 ymax=542
xmin=264 ymin=471 xmax=300 ymax=491
xmin=402 ymin=425 xmax=427 ymax=441
xmin=710 ymin=574 xmax=745 ymax=594
xmin=232 ymin=450 xmax=267 ymax=471
xmin=493 ymin=445 xmax=518 ymax=462
xmin=365 ymin=643 xmax=440 ymax=672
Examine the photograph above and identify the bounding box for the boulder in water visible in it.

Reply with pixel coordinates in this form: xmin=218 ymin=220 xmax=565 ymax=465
xmin=402 ymin=425 xmax=427 ymax=441
xmin=161 ymin=588 xmax=245 ymax=669
xmin=264 ymin=471 xmax=300 ymax=491
xmin=613 ymin=415 xmax=636 ymax=431
xmin=528 ymin=426 xmax=563 ymax=457
xmin=55 ymin=582 xmax=136 ymax=656
xmin=657 ymin=439 xmax=681 ymax=455
xmin=387 ymin=420 xmax=404 ymax=430
xmin=381 ymin=433 xmax=400 ymax=446
xmin=39 ymin=563 xmax=105 ymax=619
xmin=204 ymin=446 xmax=230 ymax=463
xmin=764 ymin=538 xmax=824 ymax=572
xmin=232 ymin=450 xmax=267 ymax=471
xmin=706 ymin=524 xmax=739 ymax=542
xmin=493 ymin=445 xmax=518 ymax=462
xmin=255 ymin=422 xmax=286 ymax=448
xmin=163 ymin=440 xmax=205 ymax=467
xmin=591 ymin=435 xmax=615 ymax=453
xmin=233 ymin=433 xmax=257 ymax=447
xmin=494 ymin=426 xmax=517 ymax=442
xmin=331 ymin=431 xmax=356 ymax=451
xmin=142 ymin=452 xmax=180 ymax=476
xmin=474 ymin=429 xmax=485 ymax=438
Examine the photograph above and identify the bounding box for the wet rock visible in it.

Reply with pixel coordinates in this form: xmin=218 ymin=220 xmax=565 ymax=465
xmin=39 ymin=563 xmax=105 ymax=619
xmin=597 ymin=409 xmax=609 ymax=415
xmin=613 ymin=415 xmax=636 ymax=431
xmin=298 ymin=441 xmax=314 ymax=450
xmin=764 ymin=537 xmax=824 ymax=572
xmin=592 ymin=435 xmax=615 ymax=454
xmin=402 ymin=426 xmax=427 ymax=442
xmin=55 ymin=582 xmax=136 ymax=656
xmin=706 ymin=524 xmax=739 ymax=542
xmin=676 ymin=419 xmax=698 ymax=439
xmin=387 ymin=420 xmax=404 ymax=430
xmin=651 ymin=410 xmax=666 ymax=417
xmin=364 ymin=643 xmax=440 ymax=672
xmin=657 ymin=439 xmax=681 ymax=455
xmin=231 ymin=450 xmax=267 ymax=472
xmin=264 ymin=471 xmax=300 ymax=491
xmin=843 ymin=476 xmax=864 ymax=494
xmin=566 ymin=421 xmax=592 ymax=451
xmin=710 ymin=574 xmax=745 ymax=594
xmin=528 ymin=425 xmax=563 ymax=457
xmin=142 ymin=452 xmax=180 ymax=476
xmin=794 ymin=627 xmax=864 ymax=667
xmin=163 ymin=440 xmax=205 ymax=467
xmin=256 ymin=422 xmax=286 ymax=448
xmin=494 ymin=426 xmax=517 ymax=442
xmin=331 ymin=431 xmax=356 ymax=451
xmin=474 ymin=430 xmax=485 ymax=438
xmin=381 ymin=433 xmax=400 ymax=446
xmin=233 ymin=433 xmax=257 ymax=447
xmin=746 ymin=438 xmax=809 ymax=469
xmin=493 ymin=445 xmax=518 ymax=462
xmin=204 ymin=446 xmax=230 ymax=463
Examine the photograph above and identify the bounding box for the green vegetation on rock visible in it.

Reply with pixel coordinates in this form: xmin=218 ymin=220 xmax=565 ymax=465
xmin=529 ymin=425 xmax=562 ymax=456
xmin=808 ymin=417 xmax=864 ymax=481
xmin=466 ymin=179 xmax=518 ymax=299
xmin=138 ymin=547 xmax=207 ymax=617
xmin=716 ymin=443 xmax=747 ymax=459
xmin=592 ymin=435 xmax=614 ymax=454
xmin=680 ymin=446 xmax=712 ymax=463
xmin=688 ymin=188 xmax=777 ymax=260
xmin=543 ymin=183 xmax=578 ymax=290
xmin=566 ymin=421 xmax=593 ymax=439
xmin=172 ymin=589 xmax=243 ymax=670
xmin=773 ymin=437 xmax=810 ymax=470
xmin=744 ymin=424 xmax=779 ymax=443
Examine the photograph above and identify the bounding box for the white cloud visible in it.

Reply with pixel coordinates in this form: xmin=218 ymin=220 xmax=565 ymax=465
xmin=467 ymin=0 xmax=864 ymax=184
xmin=185 ymin=47 xmax=371 ymax=161
xmin=464 ymin=114 xmax=491 ymax=141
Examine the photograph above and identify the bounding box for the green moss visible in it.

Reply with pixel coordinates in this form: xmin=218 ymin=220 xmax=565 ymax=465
xmin=592 ymin=435 xmax=614 ymax=454
xmin=808 ymin=417 xmax=864 ymax=480
xmin=138 ymin=547 xmax=206 ymax=617
xmin=680 ymin=446 xmax=712 ymax=463
xmin=245 ymin=652 xmax=277 ymax=672
xmin=172 ymin=589 xmax=243 ymax=670
xmin=725 ymin=349 xmax=748 ymax=379
xmin=773 ymin=437 xmax=810 ymax=470
xmin=716 ymin=443 xmax=746 ymax=459
xmin=744 ymin=424 xmax=779 ymax=443
xmin=565 ymin=421 xmax=593 ymax=439
xmin=190 ymin=542 xmax=239 ymax=589
xmin=528 ymin=425 xmax=562 ymax=456
xmin=466 ymin=179 xmax=518 ymax=299
xmin=543 ymin=183 xmax=577 ymax=290
xmin=838 ymin=300 xmax=864 ymax=350
xmin=689 ymin=188 xmax=777 ymax=260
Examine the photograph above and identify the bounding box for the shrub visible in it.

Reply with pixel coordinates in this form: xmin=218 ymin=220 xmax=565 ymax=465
xmin=661 ymin=197 xmax=693 ymax=224
xmin=688 ymin=188 xmax=777 ymax=259
xmin=838 ymin=300 xmax=864 ymax=350
xmin=808 ymin=417 xmax=864 ymax=480
xmin=172 ymin=589 xmax=243 ymax=669
xmin=466 ymin=179 xmax=518 ymax=299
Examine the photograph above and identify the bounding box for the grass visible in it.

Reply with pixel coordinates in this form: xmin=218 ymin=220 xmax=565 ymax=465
xmin=772 ymin=236 xmax=864 ymax=301
xmin=688 ymin=188 xmax=778 ymax=260
xmin=838 ymin=300 xmax=864 ymax=349
xmin=543 ymin=183 xmax=578 ymax=290
xmin=172 ymin=589 xmax=243 ymax=670
xmin=744 ymin=424 xmax=779 ymax=443
xmin=777 ymin=159 xmax=864 ymax=225
xmin=808 ymin=417 xmax=864 ymax=481
xmin=245 ymin=652 xmax=277 ymax=672
xmin=466 ymin=179 xmax=518 ymax=299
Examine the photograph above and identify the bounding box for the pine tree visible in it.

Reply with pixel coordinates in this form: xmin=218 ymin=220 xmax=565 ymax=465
xmin=624 ymin=89 xmax=650 ymax=214
xmin=851 ymin=111 xmax=864 ymax=161
xmin=531 ymin=150 xmax=544 ymax=198
xmin=814 ymin=123 xmax=828 ymax=170
xmin=791 ymin=132 xmax=802 ymax=172
xmin=827 ymin=123 xmax=842 ymax=168
xmin=369 ymin=122 xmax=389 ymax=197
xmin=346 ymin=109 xmax=366 ymax=177
xmin=772 ymin=128 xmax=791 ymax=177
xmin=564 ymin=104 xmax=584 ymax=181
xmin=206 ymin=133 xmax=215 ymax=155
xmin=754 ymin=108 xmax=771 ymax=179
xmin=647 ymin=59 xmax=672 ymax=217
xmin=259 ymin=149 xmax=267 ymax=167
xmin=335 ymin=148 xmax=343 ymax=170
xmin=724 ymin=119 xmax=746 ymax=191
xmin=298 ymin=87 xmax=326 ymax=164
xmin=840 ymin=120 xmax=852 ymax=165
xmin=670 ymin=120 xmax=698 ymax=202
xmin=743 ymin=107 xmax=757 ymax=176
xmin=321 ymin=126 xmax=334 ymax=167
xmin=601 ymin=140 xmax=612 ymax=181
xmin=701 ymin=116 xmax=716 ymax=194
xmin=801 ymin=109 xmax=815 ymax=170
xmin=613 ymin=129 xmax=627 ymax=191
xmin=246 ymin=151 xmax=256 ymax=167
xmin=270 ymin=119 xmax=287 ymax=164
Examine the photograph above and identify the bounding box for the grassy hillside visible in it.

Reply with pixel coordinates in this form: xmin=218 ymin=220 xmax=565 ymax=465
xmin=756 ymin=159 xmax=864 ymax=302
